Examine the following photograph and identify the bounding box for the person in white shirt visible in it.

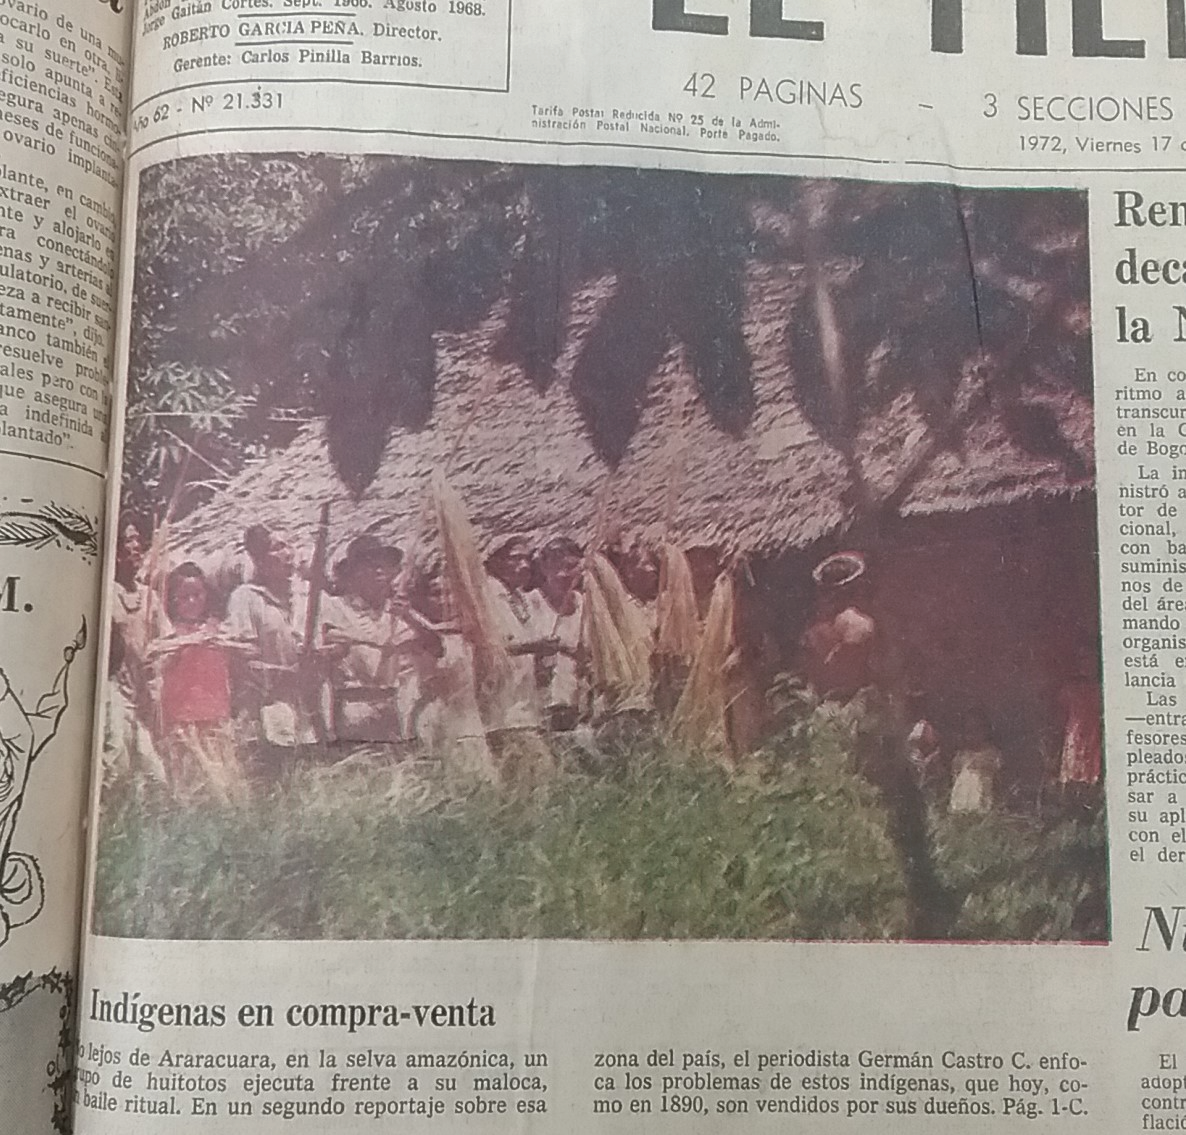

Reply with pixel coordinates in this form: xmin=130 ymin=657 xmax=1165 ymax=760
xmin=320 ymin=535 xmax=440 ymax=746
xmin=226 ymin=525 xmax=312 ymax=757
xmin=535 ymin=535 xmax=585 ymax=732
xmin=482 ymin=533 xmax=556 ymax=787
xmin=404 ymin=561 xmax=496 ymax=784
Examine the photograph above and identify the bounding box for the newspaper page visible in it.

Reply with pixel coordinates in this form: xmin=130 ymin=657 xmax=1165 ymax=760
xmin=0 ymin=0 xmax=130 ymax=1129
xmin=75 ymin=0 xmax=1186 ymax=1130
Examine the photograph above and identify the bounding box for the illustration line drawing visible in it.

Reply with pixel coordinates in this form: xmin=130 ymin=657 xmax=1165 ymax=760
xmin=0 ymin=620 xmax=86 ymax=947
xmin=0 ymin=504 xmax=99 ymax=562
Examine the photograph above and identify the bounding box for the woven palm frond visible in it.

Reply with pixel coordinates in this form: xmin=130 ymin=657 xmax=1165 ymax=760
xmin=584 ymin=553 xmax=651 ymax=704
xmin=656 ymin=542 xmax=700 ymax=661
xmin=670 ymin=571 xmax=735 ymax=752
xmin=432 ymin=471 xmax=510 ymax=694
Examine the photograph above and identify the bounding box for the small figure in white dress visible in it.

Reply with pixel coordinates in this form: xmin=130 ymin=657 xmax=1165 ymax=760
xmin=949 ymin=710 xmax=1002 ymax=815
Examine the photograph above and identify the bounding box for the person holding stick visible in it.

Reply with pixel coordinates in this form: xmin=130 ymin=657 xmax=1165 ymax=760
xmin=226 ymin=525 xmax=313 ymax=766
xmin=535 ymin=535 xmax=586 ymax=733
xmin=482 ymin=533 xmax=556 ymax=787
xmin=320 ymin=536 xmax=440 ymax=746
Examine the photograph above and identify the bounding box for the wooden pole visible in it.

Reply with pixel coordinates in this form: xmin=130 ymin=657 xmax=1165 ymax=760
xmin=301 ymin=501 xmax=332 ymax=742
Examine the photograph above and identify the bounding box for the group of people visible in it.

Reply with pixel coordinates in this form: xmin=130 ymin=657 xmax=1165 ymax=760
xmin=902 ymin=672 xmax=1102 ymax=817
xmin=104 ymin=514 xmax=1102 ymax=809
xmin=794 ymin=549 xmax=1102 ymax=817
xmin=106 ymin=517 xmax=636 ymax=796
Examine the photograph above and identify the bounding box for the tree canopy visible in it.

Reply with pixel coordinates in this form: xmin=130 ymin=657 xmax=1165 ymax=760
xmin=125 ymin=156 xmax=1091 ymax=520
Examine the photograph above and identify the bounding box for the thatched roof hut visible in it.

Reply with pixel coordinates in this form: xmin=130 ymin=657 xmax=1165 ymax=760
xmin=171 ymin=261 xmax=1094 ymax=562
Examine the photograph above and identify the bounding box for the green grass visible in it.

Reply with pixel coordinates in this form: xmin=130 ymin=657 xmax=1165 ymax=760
xmin=933 ymin=803 xmax=1108 ymax=941
xmin=92 ymin=730 xmax=1106 ymax=943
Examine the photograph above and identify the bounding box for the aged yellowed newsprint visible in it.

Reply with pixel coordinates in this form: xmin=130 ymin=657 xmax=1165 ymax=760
xmin=0 ymin=0 xmax=129 ymax=1127
xmin=3 ymin=0 xmax=1186 ymax=1131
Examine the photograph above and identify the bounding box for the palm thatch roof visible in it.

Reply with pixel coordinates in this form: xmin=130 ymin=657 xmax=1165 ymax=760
xmin=171 ymin=257 xmax=1094 ymax=562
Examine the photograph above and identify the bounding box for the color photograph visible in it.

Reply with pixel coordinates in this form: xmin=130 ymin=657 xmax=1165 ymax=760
xmin=94 ymin=156 xmax=1104 ymax=943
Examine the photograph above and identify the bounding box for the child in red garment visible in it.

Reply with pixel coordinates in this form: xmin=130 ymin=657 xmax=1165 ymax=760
xmin=153 ymin=562 xmax=243 ymax=800
xmin=1057 ymin=647 xmax=1102 ymax=808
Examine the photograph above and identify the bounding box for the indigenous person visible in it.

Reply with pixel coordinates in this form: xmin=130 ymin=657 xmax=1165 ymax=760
xmin=104 ymin=519 xmax=163 ymax=785
xmin=801 ymin=551 xmax=949 ymax=937
xmin=608 ymin=544 xmax=659 ymax=704
xmin=799 ymin=552 xmax=893 ymax=779
xmin=151 ymin=562 xmax=242 ymax=800
xmin=1057 ymin=647 xmax=1102 ymax=803
xmin=653 ymin=543 xmax=699 ymax=718
xmin=535 ymin=535 xmax=585 ymax=732
xmin=226 ymin=525 xmax=312 ymax=757
xmin=725 ymin=566 xmax=781 ymax=757
xmin=587 ymin=546 xmax=659 ymax=752
xmin=103 ymin=627 xmax=164 ymax=787
xmin=616 ymin=546 xmax=660 ymax=612
xmin=905 ymin=692 xmax=943 ymax=808
xmin=405 ymin=562 xmax=496 ymax=784
xmin=112 ymin=517 xmax=148 ymax=638
xmin=482 ymin=533 xmax=555 ymax=786
xmin=102 ymin=628 xmax=131 ymax=783
xmin=801 ymin=552 xmax=880 ymax=710
xmin=196 ymin=523 xmax=268 ymax=616
xmin=111 ymin=517 xmax=155 ymax=704
xmin=320 ymin=536 xmax=438 ymax=746
xmin=949 ymin=710 xmax=1003 ymax=814
xmin=483 ymin=533 xmax=550 ymax=723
